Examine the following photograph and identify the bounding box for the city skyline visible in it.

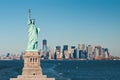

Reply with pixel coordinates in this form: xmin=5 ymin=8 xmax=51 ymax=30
xmin=0 ymin=0 xmax=120 ymax=56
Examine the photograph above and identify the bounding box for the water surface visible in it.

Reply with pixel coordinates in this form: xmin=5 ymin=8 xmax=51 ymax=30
xmin=0 ymin=60 xmax=120 ymax=80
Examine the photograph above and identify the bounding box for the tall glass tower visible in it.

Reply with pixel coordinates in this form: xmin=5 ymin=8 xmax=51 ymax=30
xmin=42 ymin=39 xmax=47 ymax=52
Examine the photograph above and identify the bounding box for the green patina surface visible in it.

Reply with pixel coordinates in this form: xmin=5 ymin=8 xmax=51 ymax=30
xmin=26 ymin=9 xmax=40 ymax=51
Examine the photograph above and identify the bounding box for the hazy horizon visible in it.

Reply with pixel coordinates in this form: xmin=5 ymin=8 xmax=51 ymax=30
xmin=0 ymin=0 xmax=120 ymax=56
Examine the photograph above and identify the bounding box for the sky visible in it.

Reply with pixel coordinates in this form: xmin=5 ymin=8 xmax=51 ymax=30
xmin=0 ymin=0 xmax=120 ymax=56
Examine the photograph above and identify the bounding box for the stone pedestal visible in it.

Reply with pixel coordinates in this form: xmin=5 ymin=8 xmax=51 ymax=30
xmin=10 ymin=52 xmax=55 ymax=80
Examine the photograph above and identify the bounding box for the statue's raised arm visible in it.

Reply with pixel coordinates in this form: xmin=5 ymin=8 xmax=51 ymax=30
xmin=28 ymin=9 xmax=31 ymax=25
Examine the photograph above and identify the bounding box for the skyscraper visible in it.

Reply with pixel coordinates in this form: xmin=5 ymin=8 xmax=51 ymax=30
xmin=78 ymin=44 xmax=87 ymax=59
xmin=104 ymin=48 xmax=110 ymax=60
xmin=63 ymin=45 xmax=68 ymax=50
xmin=56 ymin=46 xmax=61 ymax=52
xmin=62 ymin=45 xmax=68 ymax=59
xmin=94 ymin=46 xmax=103 ymax=60
xmin=41 ymin=39 xmax=48 ymax=59
xmin=55 ymin=46 xmax=62 ymax=59
xmin=87 ymin=45 xmax=93 ymax=60
xmin=42 ymin=39 xmax=47 ymax=52
xmin=94 ymin=47 xmax=99 ymax=60
xmin=71 ymin=46 xmax=77 ymax=59
xmin=78 ymin=44 xmax=85 ymax=51
xmin=95 ymin=46 xmax=102 ymax=55
xmin=48 ymin=47 xmax=54 ymax=59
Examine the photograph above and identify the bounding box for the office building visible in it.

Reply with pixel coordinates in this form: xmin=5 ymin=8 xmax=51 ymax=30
xmin=42 ymin=39 xmax=47 ymax=52
xmin=87 ymin=45 xmax=93 ymax=60
xmin=62 ymin=45 xmax=68 ymax=59
xmin=78 ymin=44 xmax=85 ymax=51
xmin=56 ymin=46 xmax=61 ymax=52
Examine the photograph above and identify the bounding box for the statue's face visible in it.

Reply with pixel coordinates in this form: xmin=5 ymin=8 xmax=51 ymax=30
xmin=31 ymin=19 xmax=35 ymax=24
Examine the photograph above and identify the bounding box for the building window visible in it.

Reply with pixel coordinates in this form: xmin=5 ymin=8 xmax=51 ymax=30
xmin=30 ymin=58 xmax=32 ymax=62
xmin=33 ymin=58 xmax=34 ymax=62
xmin=33 ymin=73 xmax=36 ymax=75
xmin=35 ymin=58 xmax=37 ymax=62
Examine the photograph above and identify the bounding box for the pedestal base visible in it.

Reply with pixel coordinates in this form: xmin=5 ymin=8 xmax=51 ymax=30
xmin=10 ymin=51 xmax=55 ymax=80
xmin=10 ymin=75 xmax=55 ymax=80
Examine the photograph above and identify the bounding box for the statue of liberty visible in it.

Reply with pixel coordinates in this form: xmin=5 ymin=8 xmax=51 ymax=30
xmin=26 ymin=9 xmax=40 ymax=51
